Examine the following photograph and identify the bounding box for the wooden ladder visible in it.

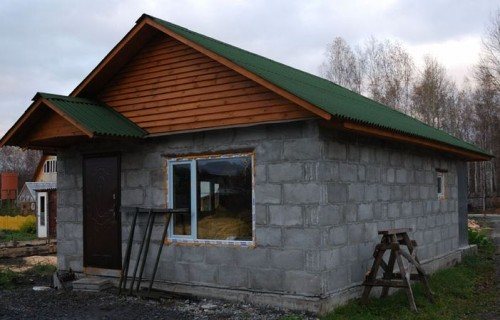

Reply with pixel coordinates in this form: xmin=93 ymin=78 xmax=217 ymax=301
xmin=361 ymin=228 xmax=434 ymax=311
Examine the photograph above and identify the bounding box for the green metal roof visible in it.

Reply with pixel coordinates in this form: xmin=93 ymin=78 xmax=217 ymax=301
xmin=35 ymin=92 xmax=147 ymax=138
xmin=146 ymin=15 xmax=491 ymax=157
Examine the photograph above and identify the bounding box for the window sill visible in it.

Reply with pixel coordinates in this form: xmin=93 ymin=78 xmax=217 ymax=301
xmin=166 ymin=237 xmax=254 ymax=247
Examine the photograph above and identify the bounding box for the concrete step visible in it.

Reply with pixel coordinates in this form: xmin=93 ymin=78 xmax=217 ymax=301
xmin=72 ymin=277 xmax=112 ymax=292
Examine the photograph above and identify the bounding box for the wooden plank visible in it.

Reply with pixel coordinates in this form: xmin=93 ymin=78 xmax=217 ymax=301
xmin=121 ymin=92 xmax=280 ymax=117
xmin=146 ymin=110 xmax=313 ymax=134
xmin=101 ymin=74 xmax=247 ymax=102
xmin=109 ymin=86 xmax=270 ymax=111
xmin=102 ymin=65 xmax=229 ymax=93
xmin=139 ymin=104 xmax=303 ymax=128
xmin=128 ymin=99 xmax=294 ymax=123
xmin=100 ymin=70 xmax=237 ymax=98
xmin=145 ymin=18 xmax=332 ymax=120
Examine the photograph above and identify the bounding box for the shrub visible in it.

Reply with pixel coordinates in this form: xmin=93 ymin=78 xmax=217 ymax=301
xmin=468 ymin=228 xmax=494 ymax=254
xmin=19 ymin=216 xmax=36 ymax=234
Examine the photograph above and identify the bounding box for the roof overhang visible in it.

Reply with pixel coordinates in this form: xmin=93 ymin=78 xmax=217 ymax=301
xmin=0 ymin=93 xmax=146 ymax=150
xmin=0 ymin=99 xmax=91 ymax=150
xmin=326 ymin=119 xmax=491 ymax=162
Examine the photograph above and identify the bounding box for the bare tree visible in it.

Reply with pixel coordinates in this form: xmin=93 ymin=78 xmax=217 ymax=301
xmin=320 ymin=37 xmax=363 ymax=93
xmin=360 ymin=38 xmax=415 ymax=113
xmin=0 ymin=146 xmax=42 ymax=188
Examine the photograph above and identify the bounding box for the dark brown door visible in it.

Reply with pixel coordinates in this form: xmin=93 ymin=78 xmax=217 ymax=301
xmin=48 ymin=191 xmax=57 ymax=238
xmin=83 ymin=155 xmax=121 ymax=269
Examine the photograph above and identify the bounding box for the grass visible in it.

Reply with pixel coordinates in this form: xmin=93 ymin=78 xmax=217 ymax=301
xmin=0 ymin=229 xmax=37 ymax=242
xmin=323 ymin=252 xmax=496 ymax=320
xmin=0 ymin=263 xmax=56 ymax=289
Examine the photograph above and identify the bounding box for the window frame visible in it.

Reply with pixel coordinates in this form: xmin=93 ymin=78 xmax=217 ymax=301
xmin=437 ymin=171 xmax=445 ymax=199
xmin=167 ymin=152 xmax=255 ymax=246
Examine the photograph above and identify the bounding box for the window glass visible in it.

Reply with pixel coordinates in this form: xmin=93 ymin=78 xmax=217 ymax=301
xmin=172 ymin=164 xmax=191 ymax=235
xmin=39 ymin=196 xmax=46 ymax=226
xmin=196 ymin=156 xmax=252 ymax=241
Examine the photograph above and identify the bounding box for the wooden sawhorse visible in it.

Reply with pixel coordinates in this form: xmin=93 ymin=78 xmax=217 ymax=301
xmin=361 ymin=228 xmax=434 ymax=311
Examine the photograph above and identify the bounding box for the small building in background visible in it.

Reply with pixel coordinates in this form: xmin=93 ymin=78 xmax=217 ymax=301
xmin=0 ymin=172 xmax=18 ymax=207
xmin=17 ymin=155 xmax=57 ymax=238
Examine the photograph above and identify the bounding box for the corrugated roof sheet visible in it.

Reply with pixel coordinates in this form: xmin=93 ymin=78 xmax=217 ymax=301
xmin=36 ymin=92 xmax=147 ymax=138
xmin=24 ymin=181 xmax=57 ymax=198
xmin=147 ymin=15 xmax=491 ymax=157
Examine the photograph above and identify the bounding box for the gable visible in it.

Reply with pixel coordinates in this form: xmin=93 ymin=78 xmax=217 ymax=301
xmin=97 ymin=34 xmax=315 ymax=134
xmin=27 ymin=111 xmax=84 ymax=142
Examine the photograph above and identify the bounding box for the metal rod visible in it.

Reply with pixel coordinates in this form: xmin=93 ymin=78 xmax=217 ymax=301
xmin=135 ymin=209 xmax=156 ymax=293
xmin=147 ymin=213 xmax=172 ymax=294
xmin=119 ymin=207 xmax=138 ymax=294
xmin=128 ymin=210 xmax=153 ymax=295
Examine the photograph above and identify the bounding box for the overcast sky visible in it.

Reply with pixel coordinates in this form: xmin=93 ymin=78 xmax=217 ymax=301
xmin=0 ymin=0 xmax=498 ymax=136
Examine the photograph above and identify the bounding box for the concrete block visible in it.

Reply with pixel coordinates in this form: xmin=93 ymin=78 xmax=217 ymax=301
xmin=255 ymin=227 xmax=282 ymax=247
xmin=326 ymin=141 xmax=347 ymax=160
xmin=348 ymin=223 xmax=365 ymax=244
xmin=235 ymin=126 xmax=267 ymax=141
xmin=284 ymin=139 xmax=322 ymax=160
xmin=121 ymin=189 xmax=144 ymax=206
xmin=326 ymin=267 xmax=349 ymax=292
xmin=284 ymin=228 xmax=321 ymax=249
xmin=256 ymin=141 xmax=283 ymax=162
xmin=249 ymin=268 xmax=283 ymax=291
xmin=316 ymin=205 xmax=344 ymax=226
xmin=377 ymin=185 xmax=390 ymax=201
xmin=330 ymin=225 xmax=348 ymax=246
xmin=255 ymin=164 xmax=267 ymax=183
xmin=189 ymin=263 xmax=218 ymax=284
xmin=284 ymin=183 xmax=322 ymax=204
xmin=358 ymin=204 xmax=373 ymax=221
xmin=401 ymin=201 xmax=412 ymax=217
xmin=387 ymin=168 xmax=395 ymax=183
xmin=218 ymin=266 xmax=248 ymax=288
xmin=176 ymin=246 xmax=205 ymax=263
xmin=235 ymin=248 xmax=269 ymax=267
xmin=255 ymin=205 xmax=267 ymax=226
xmin=317 ymin=162 xmax=339 ymax=181
xmin=255 ymin=183 xmax=282 ymax=204
xmin=206 ymin=247 xmax=238 ymax=266
xmin=342 ymin=204 xmax=358 ymax=222
xmin=327 ymin=183 xmax=347 ymax=204
xmin=269 ymin=205 xmax=303 ymax=226
xmin=358 ymin=165 xmax=366 ymax=182
xmin=366 ymin=166 xmax=380 ymax=182
xmin=348 ymin=184 xmax=365 ymax=202
xmin=269 ymin=249 xmax=305 ymax=270
xmin=284 ymin=270 xmax=321 ymax=295
xmin=365 ymin=185 xmax=378 ymax=201
xmin=268 ymin=163 xmax=303 ymax=182
xmin=339 ymin=163 xmax=357 ymax=182
xmin=396 ymin=169 xmax=408 ymax=184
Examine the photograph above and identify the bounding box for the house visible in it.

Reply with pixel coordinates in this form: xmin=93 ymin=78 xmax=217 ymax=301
xmin=0 ymin=14 xmax=492 ymax=313
xmin=17 ymin=155 xmax=57 ymax=238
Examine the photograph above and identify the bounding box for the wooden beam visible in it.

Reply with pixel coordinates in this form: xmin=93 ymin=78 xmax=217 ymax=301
xmin=330 ymin=120 xmax=491 ymax=161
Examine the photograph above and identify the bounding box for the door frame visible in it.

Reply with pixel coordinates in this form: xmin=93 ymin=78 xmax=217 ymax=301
xmin=82 ymin=152 xmax=122 ymax=270
xmin=37 ymin=191 xmax=48 ymax=238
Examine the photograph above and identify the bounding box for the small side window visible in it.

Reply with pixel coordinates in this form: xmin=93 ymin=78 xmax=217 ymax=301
xmin=437 ymin=171 xmax=445 ymax=199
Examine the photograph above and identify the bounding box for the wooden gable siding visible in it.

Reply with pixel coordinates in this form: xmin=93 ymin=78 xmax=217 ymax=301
xmin=25 ymin=111 xmax=84 ymax=143
xmin=97 ymin=34 xmax=315 ymax=134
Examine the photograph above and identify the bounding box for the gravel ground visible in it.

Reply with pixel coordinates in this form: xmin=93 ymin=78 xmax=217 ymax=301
xmin=0 ymin=256 xmax=317 ymax=320
xmin=0 ymin=286 xmax=316 ymax=320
